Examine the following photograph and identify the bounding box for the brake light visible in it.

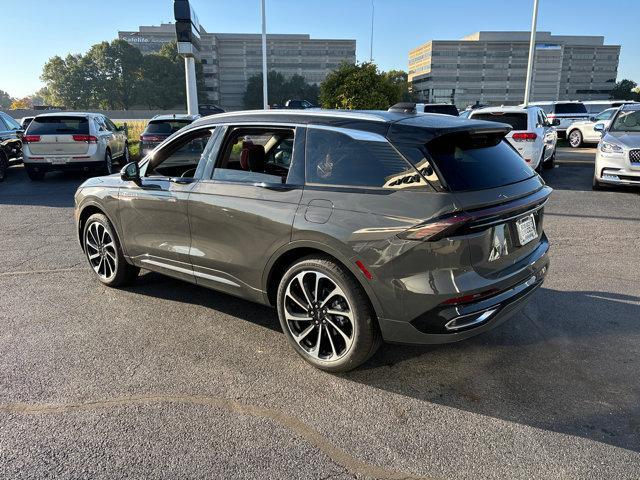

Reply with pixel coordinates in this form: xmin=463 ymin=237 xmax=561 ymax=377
xmin=72 ymin=135 xmax=98 ymax=143
xmin=512 ymin=132 xmax=537 ymax=141
xmin=398 ymin=213 xmax=471 ymax=241
xmin=141 ymin=135 xmax=162 ymax=142
xmin=23 ymin=135 xmax=41 ymax=143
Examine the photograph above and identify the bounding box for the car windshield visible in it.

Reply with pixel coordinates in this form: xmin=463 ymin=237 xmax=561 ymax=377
xmin=472 ymin=112 xmax=528 ymax=131
xmin=27 ymin=116 xmax=89 ymax=135
xmin=609 ymin=110 xmax=640 ymax=132
xmin=555 ymin=103 xmax=587 ymax=114
xmin=145 ymin=120 xmax=192 ymax=135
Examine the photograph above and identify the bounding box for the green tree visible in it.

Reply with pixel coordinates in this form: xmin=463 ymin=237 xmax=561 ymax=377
xmin=319 ymin=62 xmax=400 ymax=110
xmin=41 ymin=54 xmax=99 ymax=109
xmin=610 ymin=79 xmax=638 ymax=100
xmin=139 ymin=54 xmax=185 ymax=108
xmin=0 ymin=90 xmax=13 ymax=108
xmin=158 ymin=41 xmax=207 ymax=105
xmin=243 ymin=71 xmax=319 ymax=109
xmin=383 ymin=70 xmax=414 ymax=102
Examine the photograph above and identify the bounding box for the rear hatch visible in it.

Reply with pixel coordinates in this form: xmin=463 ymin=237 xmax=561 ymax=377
xmin=389 ymin=119 xmax=551 ymax=278
xmin=469 ymin=111 xmax=531 ymax=158
xmin=25 ymin=116 xmax=91 ymax=155
xmin=141 ymin=119 xmax=192 ymax=150
xmin=550 ymin=103 xmax=589 ymax=129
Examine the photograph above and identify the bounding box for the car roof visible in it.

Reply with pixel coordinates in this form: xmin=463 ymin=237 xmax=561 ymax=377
xmin=188 ymin=109 xmax=511 ymax=143
xmin=33 ymin=112 xmax=97 ymax=118
xmin=150 ymin=114 xmax=199 ymax=121
xmin=471 ymin=106 xmax=532 ymax=114
xmin=620 ymin=103 xmax=640 ymax=111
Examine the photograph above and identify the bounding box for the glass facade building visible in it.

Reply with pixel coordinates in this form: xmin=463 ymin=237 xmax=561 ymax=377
xmin=119 ymin=24 xmax=356 ymax=111
xmin=408 ymin=31 xmax=620 ymax=108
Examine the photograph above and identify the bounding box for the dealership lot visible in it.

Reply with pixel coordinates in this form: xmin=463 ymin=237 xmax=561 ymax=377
xmin=0 ymin=147 xmax=639 ymax=479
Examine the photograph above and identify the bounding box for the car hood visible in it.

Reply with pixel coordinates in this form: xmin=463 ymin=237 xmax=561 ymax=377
xmin=604 ymin=131 xmax=640 ymax=148
xmin=77 ymin=173 xmax=124 ymax=190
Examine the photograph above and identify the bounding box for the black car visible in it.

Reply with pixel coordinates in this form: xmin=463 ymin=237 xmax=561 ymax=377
xmin=389 ymin=102 xmax=459 ymax=116
xmin=140 ymin=114 xmax=200 ymax=156
xmin=0 ymin=111 xmax=24 ymax=181
xmin=198 ymin=104 xmax=225 ymax=116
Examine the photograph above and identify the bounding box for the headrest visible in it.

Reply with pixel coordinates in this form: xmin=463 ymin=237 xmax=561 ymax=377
xmin=240 ymin=142 xmax=265 ymax=172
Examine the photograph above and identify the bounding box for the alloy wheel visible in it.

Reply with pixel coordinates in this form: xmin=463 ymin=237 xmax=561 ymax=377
xmin=283 ymin=270 xmax=354 ymax=361
xmin=85 ymin=222 xmax=117 ymax=280
xmin=569 ymin=131 xmax=581 ymax=147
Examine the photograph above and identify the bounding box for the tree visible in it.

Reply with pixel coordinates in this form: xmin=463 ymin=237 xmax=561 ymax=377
xmin=383 ymin=70 xmax=414 ymax=102
xmin=139 ymin=54 xmax=184 ymax=109
xmin=243 ymin=71 xmax=319 ymax=109
xmin=10 ymin=98 xmax=30 ymax=109
xmin=158 ymin=41 xmax=207 ymax=105
xmin=0 ymin=90 xmax=14 ymax=108
xmin=319 ymin=62 xmax=400 ymax=110
xmin=41 ymin=54 xmax=99 ymax=109
xmin=610 ymin=79 xmax=638 ymax=100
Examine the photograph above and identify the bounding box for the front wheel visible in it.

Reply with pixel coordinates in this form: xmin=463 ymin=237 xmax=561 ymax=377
xmin=569 ymin=130 xmax=583 ymax=148
xmin=100 ymin=150 xmax=113 ymax=176
xmin=543 ymin=150 xmax=555 ymax=169
xmin=592 ymin=175 xmax=604 ymax=191
xmin=83 ymin=213 xmax=139 ymax=287
xmin=0 ymin=153 xmax=7 ymax=182
xmin=277 ymin=256 xmax=381 ymax=372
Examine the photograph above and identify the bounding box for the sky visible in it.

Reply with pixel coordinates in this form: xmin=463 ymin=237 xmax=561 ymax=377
xmin=2 ymin=0 xmax=639 ymax=98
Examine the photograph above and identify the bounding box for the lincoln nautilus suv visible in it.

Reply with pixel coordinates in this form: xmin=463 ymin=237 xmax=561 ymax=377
xmin=74 ymin=109 xmax=551 ymax=372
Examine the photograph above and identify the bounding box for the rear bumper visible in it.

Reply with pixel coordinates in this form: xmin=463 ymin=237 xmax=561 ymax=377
xmin=23 ymin=158 xmax=104 ymax=173
xmin=377 ymin=241 xmax=550 ymax=345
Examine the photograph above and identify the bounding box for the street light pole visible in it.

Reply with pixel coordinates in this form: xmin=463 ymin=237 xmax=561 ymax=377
xmin=370 ymin=0 xmax=374 ymax=62
xmin=261 ymin=0 xmax=268 ymax=109
xmin=523 ymin=0 xmax=540 ymax=106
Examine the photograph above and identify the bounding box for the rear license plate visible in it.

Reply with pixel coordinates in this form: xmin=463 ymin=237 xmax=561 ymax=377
xmin=48 ymin=157 xmax=70 ymax=165
xmin=515 ymin=214 xmax=538 ymax=246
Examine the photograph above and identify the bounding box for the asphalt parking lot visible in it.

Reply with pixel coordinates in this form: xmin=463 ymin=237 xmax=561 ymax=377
xmin=0 ymin=147 xmax=639 ymax=479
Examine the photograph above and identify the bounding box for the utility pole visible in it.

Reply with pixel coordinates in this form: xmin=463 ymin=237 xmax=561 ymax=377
xmin=523 ymin=0 xmax=540 ymax=106
xmin=261 ymin=0 xmax=268 ymax=109
xmin=370 ymin=0 xmax=374 ymax=62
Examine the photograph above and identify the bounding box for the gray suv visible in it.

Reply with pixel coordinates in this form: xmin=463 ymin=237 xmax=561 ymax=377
xmin=74 ymin=110 xmax=551 ymax=372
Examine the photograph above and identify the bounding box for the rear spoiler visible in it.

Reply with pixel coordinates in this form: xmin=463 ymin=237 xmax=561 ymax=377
xmin=387 ymin=118 xmax=512 ymax=145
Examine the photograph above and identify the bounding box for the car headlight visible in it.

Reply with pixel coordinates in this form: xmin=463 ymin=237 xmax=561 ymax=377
xmin=601 ymin=141 xmax=624 ymax=155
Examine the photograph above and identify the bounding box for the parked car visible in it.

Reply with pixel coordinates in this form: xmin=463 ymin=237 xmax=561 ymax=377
xmin=139 ymin=114 xmax=200 ymax=156
xmin=583 ymin=100 xmax=636 ymax=116
xmin=74 ymin=109 xmax=551 ymax=372
xmin=592 ymin=103 xmax=640 ymax=189
xmin=20 ymin=116 xmax=35 ymax=130
xmin=389 ymin=102 xmax=459 ymax=116
xmin=283 ymin=99 xmax=318 ymax=109
xmin=526 ymin=101 xmax=589 ymax=137
xmin=566 ymin=107 xmax=618 ymax=148
xmin=0 ymin=111 xmax=24 ymax=181
xmin=469 ymin=106 xmax=558 ymax=171
xmin=198 ymin=104 xmax=225 ymax=116
xmin=22 ymin=112 xmax=129 ymax=181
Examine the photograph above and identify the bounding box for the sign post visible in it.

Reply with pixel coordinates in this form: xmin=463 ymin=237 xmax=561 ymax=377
xmin=174 ymin=0 xmax=201 ymax=115
xmin=523 ymin=0 xmax=540 ymax=107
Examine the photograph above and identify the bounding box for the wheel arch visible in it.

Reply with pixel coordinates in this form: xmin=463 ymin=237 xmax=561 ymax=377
xmin=77 ymin=202 xmax=116 ymax=251
xmin=262 ymin=241 xmax=384 ymax=319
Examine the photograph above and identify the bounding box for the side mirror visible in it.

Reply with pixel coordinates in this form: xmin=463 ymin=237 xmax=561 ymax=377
xmin=589 ymin=116 xmax=596 ymax=122
xmin=552 ymin=118 xmax=561 ymax=126
xmin=594 ymin=123 xmax=605 ymax=133
xmin=120 ymin=161 xmax=140 ymax=183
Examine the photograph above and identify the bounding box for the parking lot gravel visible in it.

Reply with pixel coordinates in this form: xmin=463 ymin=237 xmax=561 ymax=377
xmin=0 ymin=147 xmax=639 ymax=479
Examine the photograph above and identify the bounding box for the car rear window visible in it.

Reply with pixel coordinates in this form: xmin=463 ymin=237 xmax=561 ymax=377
xmin=27 ymin=116 xmax=89 ymax=135
xmin=145 ymin=120 xmax=192 ymax=135
xmin=555 ymin=103 xmax=587 ymax=114
xmin=471 ymin=112 xmax=528 ymax=131
xmin=425 ymin=133 xmax=534 ymax=191
xmin=305 ymin=128 xmax=421 ymax=189
xmin=423 ymin=105 xmax=459 ymax=116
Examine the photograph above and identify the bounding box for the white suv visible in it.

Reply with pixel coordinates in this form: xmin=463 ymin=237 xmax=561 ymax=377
xmin=566 ymin=108 xmax=617 ymax=148
xmin=22 ymin=112 xmax=129 ymax=180
xmin=469 ymin=106 xmax=558 ymax=171
xmin=526 ymin=101 xmax=589 ymax=137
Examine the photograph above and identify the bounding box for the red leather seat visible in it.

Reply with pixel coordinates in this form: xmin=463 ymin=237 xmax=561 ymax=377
xmin=240 ymin=141 xmax=265 ymax=172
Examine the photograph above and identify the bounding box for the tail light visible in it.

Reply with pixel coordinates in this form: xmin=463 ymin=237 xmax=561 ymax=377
xmin=512 ymin=132 xmax=537 ymax=141
xmin=23 ymin=135 xmax=41 ymax=143
xmin=72 ymin=135 xmax=98 ymax=143
xmin=398 ymin=213 xmax=471 ymax=241
xmin=141 ymin=134 xmax=162 ymax=142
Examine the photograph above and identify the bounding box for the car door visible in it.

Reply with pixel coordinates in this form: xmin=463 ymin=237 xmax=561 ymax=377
xmin=0 ymin=113 xmax=21 ymax=160
xmin=118 ymin=126 xmax=217 ymax=282
xmin=585 ymin=109 xmax=615 ymax=142
xmin=538 ymin=110 xmax=556 ymax=161
xmin=102 ymin=116 xmax=124 ymax=157
xmin=187 ymin=124 xmax=305 ymax=299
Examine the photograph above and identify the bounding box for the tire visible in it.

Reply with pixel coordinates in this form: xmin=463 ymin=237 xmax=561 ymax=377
xmin=101 ymin=150 xmax=113 ymax=176
xmin=534 ymin=148 xmax=544 ymax=174
xmin=25 ymin=165 xmax=45 ymax=181
xmin=592 ymin=175 xmax=604 ymax=191
xmin=122 ymin=144 xmax=130 ymax=164
xmin=543 ymin=150 xmax=555 ymax=169
xmin=568 ymin=129 xmax=583 ymax=148
xmin=83 ymin=213 xmax=139 ymax=287
xmin=276 ymin=255 xmax=381 ymax=372
xmin=0 ymin=152 xmax=7 ymax=182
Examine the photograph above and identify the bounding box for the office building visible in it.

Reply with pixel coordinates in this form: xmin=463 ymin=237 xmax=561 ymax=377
xmin=408 ymin=31 xmax=620 ymax=108
xmin=119 ymin=24 xmax=356 ymax=110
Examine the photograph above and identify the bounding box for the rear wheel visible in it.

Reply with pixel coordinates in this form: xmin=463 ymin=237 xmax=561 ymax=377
xmin=569 ymin=130 xmax=583 ymax=148
xmin=83 ymin=213 xmax=139 ymax=287
xmin=25 ymin=165 xmax=45 ymax=181
xmin=122 ymin=144 xmax=130 ymax=164
xmin=277 ymin=255 xmax=381 ymax=372
xmin=0 ymin=152 xmax=7 ymax=182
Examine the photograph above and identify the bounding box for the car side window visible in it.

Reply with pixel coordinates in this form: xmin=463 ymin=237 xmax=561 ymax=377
xmin=0 ymin=116 xmax=8 ymax=131
xmin=596 ymin=110 xmax=614 ymax=121
xmin=1 ymin=113 xmax=20 ymax=130
xmin=305 ymin=127 xmax=420 ymax=189
xmin=213 ymin=127 xmax=295 ymax=184
xmin=94 ymin=117 xmax=108 ymax=132
xmin=104 ymin=117 xmax=119 ymax=132
xmin=145 ymin=128 xmax=214 ymax=178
